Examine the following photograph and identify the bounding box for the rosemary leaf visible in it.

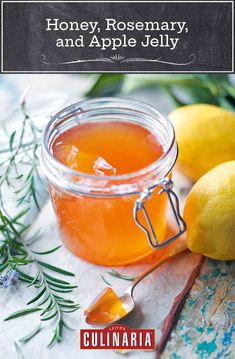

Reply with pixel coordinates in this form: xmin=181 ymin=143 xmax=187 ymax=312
xmin=62 ymin=320 xmax=75 ymax=331
xmin=16 ymin=270 xmax=35 ymax=282
xmin=58 ymin=303 xmax=80 ymax=309
xmin=47 ymin=331 xmax=57 ymax=348
xmin=40 ymin=299 xmax=54 ymax=316
xmin=15 ymin=174 xmax=24 ymax=180
xmin=19 ymin=324 xmax=42 ymax=344
xmin=30 ymin=181 xmax=40 ymax=211
xmin=27 ymin=286 xmax=46 ymax=305
xmin=61 ymin=307 xmax=80 ymax=313
xmin=32 ymin=245 xmax=62 ymax=255
xmin=14 ymin=341 xmax=25 ymax=359
xmin=34 ymin=277 xmax=45 ymax=288
xmin=38 ymin=261 xmax=75 ymax=277
xmin=50 ymin=287 xmax=73 ymax=294
xmin=43 ymin=272 xmax=71 ymax=285
xmin=0 ymin=262 xmax=9 ymax=272
xmin=18 ymin=225 xmax=31 ymax=235
xmin=4 ymin=307 xmax=42 ymax=321
xmin=107 ymin=269 xmax=138 ymax=282
xmin=53 ymin=296 xmax=75 ymax=304
xmin=41 ymin=310 xmax=58 ymax=321
xmin=12 ymin=208 xmax=30 ymax=223
xmin=100 ymin=274 xmax=112 ymax=286
xmin=19 ymin=276 xmax=32 ymax=284
xmin=47 ymin=279 xmax=78 ymax=289
xmin=37 ymin=295 xmax=50 ymax=307
xmin=9 ymin=257 xmax=33 ymax=265
xmin=27 ymin=272 xmax=40 ymax=287
xmin=9 ymin=131 xmax=16 ymax=152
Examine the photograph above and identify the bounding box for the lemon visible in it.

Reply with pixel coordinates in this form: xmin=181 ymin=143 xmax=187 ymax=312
xmin=169 ymin=104 xmax=235 ymax=181
xmin=184 ymin=161 xmax=235 ymax=260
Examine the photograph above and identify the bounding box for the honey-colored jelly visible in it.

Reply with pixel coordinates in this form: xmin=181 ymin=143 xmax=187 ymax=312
xmin=41 ymin=98 xmax=178 ymax=266
xmin=84 ymin=287 xmax=127 ymax=325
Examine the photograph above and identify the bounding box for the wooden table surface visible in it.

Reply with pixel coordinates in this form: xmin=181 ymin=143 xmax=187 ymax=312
xmin=163 ymin=259 xmax=234 ymax=358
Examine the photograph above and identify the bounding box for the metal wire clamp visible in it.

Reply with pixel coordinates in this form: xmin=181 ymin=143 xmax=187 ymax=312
xmin=133 ymin=178 xmax=187 ymax=248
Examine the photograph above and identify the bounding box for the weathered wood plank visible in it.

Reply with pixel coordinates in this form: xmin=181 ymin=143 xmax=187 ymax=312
xmin=162 ymin=259 xmax=235 ymax=358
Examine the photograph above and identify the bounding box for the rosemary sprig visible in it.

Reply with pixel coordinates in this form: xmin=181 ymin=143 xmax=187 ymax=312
xmin=107 ymin=269 xmax=138 ymax=282
xmin=0 ymin=94 xmax=42 ymax=213
xmin=1 ymin=199 xmax=79 ymax=346
xmin=0 ymin=95 xmax=79 ymax=347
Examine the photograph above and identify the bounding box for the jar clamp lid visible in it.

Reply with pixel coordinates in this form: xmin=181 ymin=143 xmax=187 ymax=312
xmin=134 ymin=177 xmax=186 ymax=248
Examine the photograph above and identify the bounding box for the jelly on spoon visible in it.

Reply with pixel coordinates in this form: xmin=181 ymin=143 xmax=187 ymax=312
xmin=84 ymin=247 xmax=186 ymax=326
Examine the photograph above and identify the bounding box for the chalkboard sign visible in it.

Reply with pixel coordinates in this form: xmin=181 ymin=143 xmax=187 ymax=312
xmin=1 ymin=1 xmax=234 ymax=73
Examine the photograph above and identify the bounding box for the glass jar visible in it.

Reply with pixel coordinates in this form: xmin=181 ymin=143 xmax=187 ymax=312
xmin=41 ymin=98 xmax=186 ymax=266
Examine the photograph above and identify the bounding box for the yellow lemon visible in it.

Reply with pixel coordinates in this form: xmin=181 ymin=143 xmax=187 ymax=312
xmin=184 ymin=161 xmax=235 ymax=260
xmin=169 ymin=104 xmax=235 ymax=181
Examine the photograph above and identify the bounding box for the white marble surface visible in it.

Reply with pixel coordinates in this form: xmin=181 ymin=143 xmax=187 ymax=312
xmin=0 ymin=199 xmax=201 ymax=359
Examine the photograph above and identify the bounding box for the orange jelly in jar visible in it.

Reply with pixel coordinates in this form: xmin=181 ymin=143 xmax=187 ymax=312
xmin=41 ymin=98 xmax=179 ymax=266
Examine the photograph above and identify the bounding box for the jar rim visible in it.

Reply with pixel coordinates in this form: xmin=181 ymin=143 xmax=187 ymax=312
xmin=41 ymin=97 xmax=177 ymax=194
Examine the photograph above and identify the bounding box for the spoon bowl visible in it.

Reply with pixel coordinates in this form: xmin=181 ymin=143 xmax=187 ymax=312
xmin=85 ymin=248 xmax=186 ymax=325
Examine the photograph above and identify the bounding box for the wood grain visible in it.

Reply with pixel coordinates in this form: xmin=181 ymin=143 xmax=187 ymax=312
xmin=162 ymin=259 xmax=235 ymax=358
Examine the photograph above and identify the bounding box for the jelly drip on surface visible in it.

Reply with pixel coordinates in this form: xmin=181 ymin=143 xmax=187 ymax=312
xmin=84 ymin=288 xmax=127 ymax=324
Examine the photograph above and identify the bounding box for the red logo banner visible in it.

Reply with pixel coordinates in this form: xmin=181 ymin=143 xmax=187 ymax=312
xmin=80 ymin=325 xmax=155 ymax=350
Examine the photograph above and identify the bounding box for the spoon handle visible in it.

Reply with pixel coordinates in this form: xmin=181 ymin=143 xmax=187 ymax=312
xmin=127 ymin=248 xmax=187 ymax=296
